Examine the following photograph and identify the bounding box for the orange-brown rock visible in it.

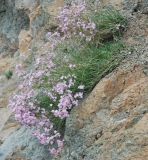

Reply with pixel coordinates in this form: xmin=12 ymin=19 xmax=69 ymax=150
xmin=18 ymin=30 xmax=32 ymax=54
xmin=46 ymin=0 xmax=64 ymax=16
xmin=58 ymin=65 xmax=148 ymax=160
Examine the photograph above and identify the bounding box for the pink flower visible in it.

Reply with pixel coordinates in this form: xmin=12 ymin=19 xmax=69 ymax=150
xmin=54 ymin=82 xmax=68 ymax=94
xmin=46 ymin=32 xmax=52 ymax=39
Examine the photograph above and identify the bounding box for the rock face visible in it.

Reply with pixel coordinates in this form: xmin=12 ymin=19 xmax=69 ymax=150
xmin=58 ymin=65 xmax=148 ymax=160
xmin=0 ymin=0 xmax=64 ymax=160
xmin=0 ymin=127 xmax=51 ymax=160
xmin=0 ymin=0 xmax=30 ymax=44
xmin=56 ymin=1 xmax=148 ymax=159
xmin=0 ymin=0 xmax=148 ymax=160
xmin=0 ymin=0 xmax=54 ymax=55
xmin=0 ymin=74 xmax=51 ymax=156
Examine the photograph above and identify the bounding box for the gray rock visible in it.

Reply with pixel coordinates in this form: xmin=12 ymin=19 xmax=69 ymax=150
xmin=0 ymin=0 xmax=30 ymax=44
xmin=0 ymin=0 xmax=51 ymax=47
xmin=0 ymin=127 xmax=51 ymax=160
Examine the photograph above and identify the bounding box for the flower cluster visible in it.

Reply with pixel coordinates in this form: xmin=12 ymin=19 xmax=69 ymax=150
xmin=8 ymin=1 xmax=100 ymax=158
xmin=9 ymin=89 xmax=64 ymax=157
xmin=51 ymin=75 xmax=84 ymax=119
xmin=46 ymin=1 xmax=98 ymax=49
xmin=9 ymin=52 xmax=65 ymax=157
xmin=9 ymin=49 xmax=84 ymax=157
xmin=57 ymin=1 xmax=97 ymax=41
xmin=46 ymin=32 xmax=62 ymax=50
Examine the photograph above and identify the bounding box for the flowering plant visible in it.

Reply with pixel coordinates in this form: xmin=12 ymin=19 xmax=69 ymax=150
xmin=8 ymin=0 xmax=126 ymax=157
xmin=46 ymin=1 xmax=99 ymax=50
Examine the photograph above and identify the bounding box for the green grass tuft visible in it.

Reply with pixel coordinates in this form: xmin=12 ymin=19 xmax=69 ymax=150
xmin=91 ymin=8 xmax=127 ymax=31
xmin=39 ymin=8 xmax=126 ymax=95
xmin=53 ymin=40 xmax=124 ymax=93
xmin=5 ymin=70 xmax=13 ymax=80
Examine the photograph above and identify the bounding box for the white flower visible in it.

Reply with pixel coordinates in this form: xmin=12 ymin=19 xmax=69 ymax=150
xmin=78 ymin=85 xmax=85 ymax=89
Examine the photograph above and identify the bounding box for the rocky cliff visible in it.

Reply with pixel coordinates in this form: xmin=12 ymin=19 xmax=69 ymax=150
xmin=0 ymin=1 xmax=64 ymax=160
xmin=0 ymin=0 xmax=148 ymax=160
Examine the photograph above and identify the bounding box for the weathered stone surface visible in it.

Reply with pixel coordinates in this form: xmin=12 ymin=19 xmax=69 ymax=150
xmin=0 ymin=127 xmax=51 ymax=160
xmin=56 ymin=1 xmax=148 ymax=159
xmin=57 ymin=64 xmax=148 ymax=160
xmin=101 ymin=0 xmax=125 ymax=9
xmin=0 ymin=72 xmax=51 ymax=159
xmin=0 ymin=56 xmax=19 ymax=144
xmin=0 ymin=71 xmax=50 ymax=159
xmin=18 ymin=30 xmax=32 ymax=54
xmin=15 ymin=0 xmax=39 ymax=10
xmin=42 ymin=0 xmax=64 ymax=16
xmin=0 ymin=0 xmax=30 ymax=44
xmin=104 ymin=0 xmax=148 ymax=14
xmin=0 ymin=0 xmax=52 ymax=49
xmin=0 ymin=1 xmax=64 ymax=160
xmin=140 ymin=0 xmax=148 ymax=14
xmin=0 ymin=0 xmax=148 ymax=160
